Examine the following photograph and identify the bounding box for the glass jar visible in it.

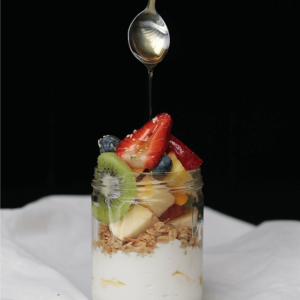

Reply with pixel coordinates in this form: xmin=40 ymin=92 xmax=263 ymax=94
xmin=91 ymin=168 xmax=204 ymax=300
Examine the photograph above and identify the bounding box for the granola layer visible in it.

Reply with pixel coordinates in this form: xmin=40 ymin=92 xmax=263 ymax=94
xmin=94 ymin=221 xmax=202 ymax=256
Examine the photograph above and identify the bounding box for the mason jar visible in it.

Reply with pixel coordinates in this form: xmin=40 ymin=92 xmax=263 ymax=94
xmin=91 ymin=168 xmax=204 ymax=300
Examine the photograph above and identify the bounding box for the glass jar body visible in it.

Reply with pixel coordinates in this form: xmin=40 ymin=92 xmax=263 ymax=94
xmin=91 ymin=169 xmax=204 ymax=300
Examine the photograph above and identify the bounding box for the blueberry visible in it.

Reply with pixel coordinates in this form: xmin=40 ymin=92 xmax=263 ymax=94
xmin=98 ymin=135 xmax=121 ymax=154
xmin=153 ymin=155 xmax=173 ymax=174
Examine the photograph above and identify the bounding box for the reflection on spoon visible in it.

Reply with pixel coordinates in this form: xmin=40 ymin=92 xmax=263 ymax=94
xmin=129 ymin=10 xmax=170 ymax=64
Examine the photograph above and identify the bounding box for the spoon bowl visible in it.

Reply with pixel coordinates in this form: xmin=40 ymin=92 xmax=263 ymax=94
xmin=128 ymin=0 xmax=170 ymax=66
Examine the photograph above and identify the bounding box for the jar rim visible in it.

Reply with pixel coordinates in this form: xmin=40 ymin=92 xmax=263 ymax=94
xmin=94 ymin=167 xmax=201 ymax=175
xmin=92 ymin=167 xmax=204 ymax=191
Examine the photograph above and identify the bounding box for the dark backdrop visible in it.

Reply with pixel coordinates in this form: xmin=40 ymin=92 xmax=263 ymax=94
xmin=2 ymin=1 xmax=299 ymax=225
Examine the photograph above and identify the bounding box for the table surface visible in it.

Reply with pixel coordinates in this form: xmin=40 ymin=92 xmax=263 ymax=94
xmin=1 ymin=195 xmax=300 ymax=299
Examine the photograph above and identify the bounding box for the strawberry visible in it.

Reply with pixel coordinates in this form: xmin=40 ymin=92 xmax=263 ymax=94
xmin=159 ymin=204 xmax=184 ymax=222
xmin=167 ymin=134 xmax=203 ymax=170
xmin=116 ymin=113 xmax=173 ymax=169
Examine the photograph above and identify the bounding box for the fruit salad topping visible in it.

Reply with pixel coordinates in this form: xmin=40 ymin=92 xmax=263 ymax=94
xmin=152 ymin=155 xmax=173 ymax=174
xmin=92 ymin=112 xmax=203 ymax=255
xmin=116 ymin=113 xmax=173 ymax=169
xmin=167 ymin=134 xmax=203 ymax=170
xmin=98 ymin=135 xmax=121 ymax=154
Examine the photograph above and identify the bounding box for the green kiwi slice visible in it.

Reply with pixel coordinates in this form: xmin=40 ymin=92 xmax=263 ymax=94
xmin=92 ymin=152 xmax=137 ymax=223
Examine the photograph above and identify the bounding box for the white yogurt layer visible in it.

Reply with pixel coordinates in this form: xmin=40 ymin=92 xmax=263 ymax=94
xmin=92 ymin=239 xmax=202 ymax=300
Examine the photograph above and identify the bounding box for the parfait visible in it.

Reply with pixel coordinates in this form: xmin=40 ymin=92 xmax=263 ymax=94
xmin=91 ymin=113 xmax=204 ymax=300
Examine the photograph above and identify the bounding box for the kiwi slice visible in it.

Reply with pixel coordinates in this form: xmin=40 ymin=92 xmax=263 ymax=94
xmin=92 ymin=153 xmax=137 ymax=223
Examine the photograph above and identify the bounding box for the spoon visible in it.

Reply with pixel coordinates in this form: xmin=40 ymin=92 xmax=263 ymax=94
xmin=128 ymin=0 xmax=170 ymax=120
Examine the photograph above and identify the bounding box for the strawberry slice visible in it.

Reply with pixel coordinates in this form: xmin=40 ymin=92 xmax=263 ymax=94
xmin=167 ymin=134 xmax=203 ymax=170
xmin=116 ymin=113 xmax=173 ymax=169
xmin=159 ymin=204 xmax=184 ymax=222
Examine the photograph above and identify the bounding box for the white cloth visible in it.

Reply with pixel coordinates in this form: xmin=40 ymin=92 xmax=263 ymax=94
xmin=1 ymin=195 xmax=300 ymax=300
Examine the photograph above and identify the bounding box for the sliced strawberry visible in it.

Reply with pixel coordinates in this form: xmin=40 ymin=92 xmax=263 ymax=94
xmin=159 ymin=204 xmax=184 ymax=222
xmin=167 ymin=134 xmax=203 ymax=170
xmin=116 ymin=113 xmax=173 ymax=169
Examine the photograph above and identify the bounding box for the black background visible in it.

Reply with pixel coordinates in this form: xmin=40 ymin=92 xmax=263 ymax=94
xmin=1 ymin=1 xmax=299 ymax=225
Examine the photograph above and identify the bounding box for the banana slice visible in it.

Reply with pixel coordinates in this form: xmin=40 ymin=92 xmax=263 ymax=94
xmin=165 ymin=207 xmax=198 ymax=229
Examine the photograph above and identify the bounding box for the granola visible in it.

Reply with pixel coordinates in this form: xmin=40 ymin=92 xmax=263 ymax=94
xmin=95 ymin=221 xmax=202 ymax=256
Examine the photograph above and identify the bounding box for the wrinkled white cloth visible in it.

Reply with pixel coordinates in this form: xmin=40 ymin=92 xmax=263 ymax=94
xmin=1 ymin=195 xmax=300 ymax=300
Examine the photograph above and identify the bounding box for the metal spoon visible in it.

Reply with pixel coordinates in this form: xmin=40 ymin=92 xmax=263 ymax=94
xmin=128 ymin=0 xmax=170 ymax=120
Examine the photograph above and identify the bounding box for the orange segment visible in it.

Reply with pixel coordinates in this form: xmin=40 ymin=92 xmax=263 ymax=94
xmin=132 ymin=168 xmax=145 ymax=177
xmin=173 ymin=193 xmax=188 ymax=205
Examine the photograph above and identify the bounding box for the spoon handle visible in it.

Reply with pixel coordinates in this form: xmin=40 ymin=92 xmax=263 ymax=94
xmin=146 ymin=0 xmax=156 ymax=12
xmin=147 ymin=66 xmax=154 ymax=120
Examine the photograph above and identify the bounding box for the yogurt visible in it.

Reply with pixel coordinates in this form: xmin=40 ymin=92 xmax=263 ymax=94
xmin=92 ymin=239 xmax=203 ymax=300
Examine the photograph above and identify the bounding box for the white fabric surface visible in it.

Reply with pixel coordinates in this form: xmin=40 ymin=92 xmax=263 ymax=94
xmin=1 ymin=195 xmax=300 ymax=300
